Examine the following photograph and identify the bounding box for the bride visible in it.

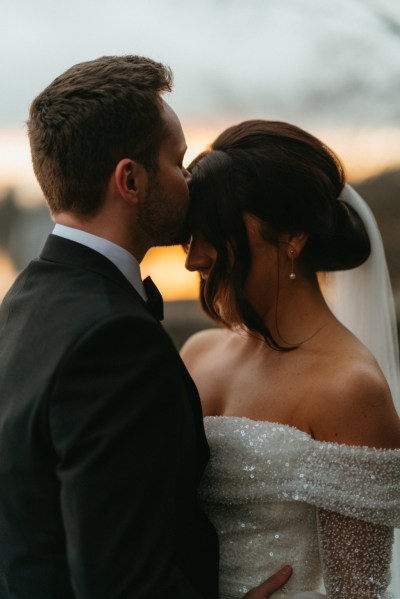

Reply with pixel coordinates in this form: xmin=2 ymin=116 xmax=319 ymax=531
xmin=180 ymin=121 xmax=400 ymax=598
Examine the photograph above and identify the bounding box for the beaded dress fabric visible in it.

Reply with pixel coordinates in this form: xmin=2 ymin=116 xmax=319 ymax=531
xmin=199 ymin=416 xmax=400 ymax=599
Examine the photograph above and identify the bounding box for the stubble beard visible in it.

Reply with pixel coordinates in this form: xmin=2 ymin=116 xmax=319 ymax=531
xmin=137 ymin=177 xmax=189 ymax=247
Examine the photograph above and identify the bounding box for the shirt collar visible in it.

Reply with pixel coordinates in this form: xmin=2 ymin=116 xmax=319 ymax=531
xmin=52 ymin=224 xmax=148 ymax=301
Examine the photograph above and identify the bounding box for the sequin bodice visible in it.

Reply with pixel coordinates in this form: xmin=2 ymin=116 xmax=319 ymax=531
xmin=200 ymin=416 xmax=400 ymax=599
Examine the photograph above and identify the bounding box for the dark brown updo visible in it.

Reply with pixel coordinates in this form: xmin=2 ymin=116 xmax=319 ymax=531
xmin=188 ymin=120 xmax=371 ymax=350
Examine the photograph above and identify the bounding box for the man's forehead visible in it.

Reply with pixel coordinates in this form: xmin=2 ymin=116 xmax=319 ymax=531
xmin=161 ymin=100 xmax=186 ymax=147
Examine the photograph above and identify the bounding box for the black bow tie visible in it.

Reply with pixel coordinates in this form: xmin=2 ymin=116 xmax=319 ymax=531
xmin=143 ymin=276 xmax=164 ymax=321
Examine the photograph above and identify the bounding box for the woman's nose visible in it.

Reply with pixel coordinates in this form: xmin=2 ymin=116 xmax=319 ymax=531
xmin=185 ymin=242 xmax=213 ymax=272
xmin=183 ymin=167 xmax=192 ymax=185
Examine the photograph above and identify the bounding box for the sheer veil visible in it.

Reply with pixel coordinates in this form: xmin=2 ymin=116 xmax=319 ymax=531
xmin=322 ymin=184 xmax=400 ymax=596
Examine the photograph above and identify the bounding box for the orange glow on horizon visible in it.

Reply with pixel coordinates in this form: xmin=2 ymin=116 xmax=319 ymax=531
xmin=2 ymin=123 xmax=400 ymax=194
xmin=0 ymin=252 xmax=17 ymax=301
xmin=141 ymin=245 xmax=200 ymax=301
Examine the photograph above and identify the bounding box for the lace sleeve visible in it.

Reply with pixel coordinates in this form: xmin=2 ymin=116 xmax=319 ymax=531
xmin=301 ymin=442 xmax=400 ymax=527
xmin=300 ymin=441 xmax=400 ymax=598
xmin=317 ymin=508 xmax=394 ymax=598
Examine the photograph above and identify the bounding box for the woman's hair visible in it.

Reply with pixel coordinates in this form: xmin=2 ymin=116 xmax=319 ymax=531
xmin=188 ymin=120 xmax=371 ymax=350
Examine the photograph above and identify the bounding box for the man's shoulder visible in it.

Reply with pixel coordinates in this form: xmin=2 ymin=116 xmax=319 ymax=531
xmin=1 ymin=255 xmax=153 ymax=344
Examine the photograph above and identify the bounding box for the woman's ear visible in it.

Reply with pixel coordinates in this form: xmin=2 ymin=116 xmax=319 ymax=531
xmin=281 ymin=231 xmax=309 ymax=259
xmin=114 ymin=159 xmax=148 ymax=205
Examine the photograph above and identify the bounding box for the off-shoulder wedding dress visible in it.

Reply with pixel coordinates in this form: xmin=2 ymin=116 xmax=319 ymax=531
xmin=200 ymin=416 xmax=399 ymax=598
xmin=199 ymin=187 xmax=400 ymax=599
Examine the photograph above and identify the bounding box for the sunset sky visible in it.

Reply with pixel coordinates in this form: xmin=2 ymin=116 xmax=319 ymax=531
xmin=1 ymin=0 xmax=399 ymax=300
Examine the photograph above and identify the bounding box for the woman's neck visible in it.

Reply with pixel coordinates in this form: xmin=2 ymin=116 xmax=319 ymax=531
xmin=260 ymin=275 xmax=336 ymax=348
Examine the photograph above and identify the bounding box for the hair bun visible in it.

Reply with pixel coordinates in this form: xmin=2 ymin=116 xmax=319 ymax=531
xmin=306 ymin=200 xmax=371 ymax=272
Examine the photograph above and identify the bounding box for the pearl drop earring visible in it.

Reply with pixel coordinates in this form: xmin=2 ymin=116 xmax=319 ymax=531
xmin=289 ymin=249 xmax=296 ymax=280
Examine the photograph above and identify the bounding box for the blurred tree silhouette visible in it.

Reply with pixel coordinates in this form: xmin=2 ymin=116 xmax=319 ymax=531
xmin=0 ymin=190 xmax=19 ymax=251
xmin=0 ymin=191 xmax=52 ymax=270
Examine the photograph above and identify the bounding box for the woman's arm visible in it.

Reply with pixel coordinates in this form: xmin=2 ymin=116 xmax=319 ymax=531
xmin=308 ymin=365 xmax=400 ymax=597
xmin=317 ymin=509 xmax=394 ymax=598
xmin=300 ymin=359 xmax=400 ymax=598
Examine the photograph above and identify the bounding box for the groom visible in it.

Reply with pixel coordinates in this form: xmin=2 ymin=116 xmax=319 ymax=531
xmin=0 ymin=56 xmax=291 ymax=598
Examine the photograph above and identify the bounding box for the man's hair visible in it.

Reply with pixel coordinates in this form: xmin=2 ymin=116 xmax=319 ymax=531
xmin=28 ymin=55 xmax=173 ymax=216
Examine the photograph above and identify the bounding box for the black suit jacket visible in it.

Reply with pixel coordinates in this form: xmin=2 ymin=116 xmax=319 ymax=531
xmin=0 ymin=235 xmax=219 ymax=599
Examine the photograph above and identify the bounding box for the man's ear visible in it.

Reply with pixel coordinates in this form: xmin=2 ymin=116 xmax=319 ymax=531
xmin=114 ymin=158 xmax=148 ymax=205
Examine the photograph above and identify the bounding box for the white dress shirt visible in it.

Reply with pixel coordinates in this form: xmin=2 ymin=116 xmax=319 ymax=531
xmin=52 ymin=224 xmax=148 ymax=301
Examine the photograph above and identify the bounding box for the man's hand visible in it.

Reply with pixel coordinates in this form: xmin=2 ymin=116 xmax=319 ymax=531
xmin=243 ymin=565 xmax=293 ymax=598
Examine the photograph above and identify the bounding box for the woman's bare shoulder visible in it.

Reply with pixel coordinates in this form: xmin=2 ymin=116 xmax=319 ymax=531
xmin=180 ymin=327 xmax=232 ymax=366
xmin=311 ymin=343 xmax=400 ymax=448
